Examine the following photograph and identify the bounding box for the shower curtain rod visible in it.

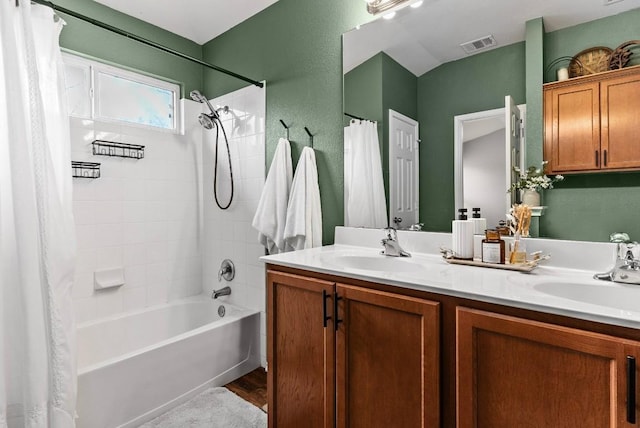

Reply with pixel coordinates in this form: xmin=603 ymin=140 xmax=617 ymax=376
xmin=30 ymin=0 xmax=264 ymax=88
xmin=344 ymin=112 xmax=368 ymax=121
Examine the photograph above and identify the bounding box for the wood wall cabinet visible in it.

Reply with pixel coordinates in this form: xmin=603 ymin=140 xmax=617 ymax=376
xmin=457 ymin=307 xmax=640 ymax=427
xmin=544 ymin=65 xmax=640 ymax=174
xmin=267 ymin=270 xmax=440 ymax=428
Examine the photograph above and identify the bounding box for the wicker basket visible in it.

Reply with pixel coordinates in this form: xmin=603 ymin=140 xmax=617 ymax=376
xmin=569 ymin=46 xmax=613 ymax=77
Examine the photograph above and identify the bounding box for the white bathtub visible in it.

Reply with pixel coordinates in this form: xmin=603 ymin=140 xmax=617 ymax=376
xmin=76 ymin=295 xmax=260 ymax=428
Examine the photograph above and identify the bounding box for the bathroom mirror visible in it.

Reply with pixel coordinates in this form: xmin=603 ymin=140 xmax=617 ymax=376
xmin=343 ymin=0 xmax=640 ymax=239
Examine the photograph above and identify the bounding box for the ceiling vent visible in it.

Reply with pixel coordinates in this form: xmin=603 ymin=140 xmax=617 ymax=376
xmin=604 ymin=0 xmax=624 ymax=5
xmin=460 ymin=35 xmax=497 ymax=54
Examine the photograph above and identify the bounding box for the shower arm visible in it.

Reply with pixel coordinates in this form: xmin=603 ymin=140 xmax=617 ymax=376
xmin=30 ymin=0 xmax=264 ymax=89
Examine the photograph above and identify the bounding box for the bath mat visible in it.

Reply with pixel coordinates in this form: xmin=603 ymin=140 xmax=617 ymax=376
xmin=139 ymin=387 xmax=267 ymax=428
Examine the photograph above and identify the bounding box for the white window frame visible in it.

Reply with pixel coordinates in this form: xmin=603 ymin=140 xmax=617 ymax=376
xmin=62 ymin=52 xmax=181 ymax=134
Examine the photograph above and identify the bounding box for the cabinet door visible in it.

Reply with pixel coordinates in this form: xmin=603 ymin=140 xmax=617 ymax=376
xmin=601 ymin=72 xmax=640 ymax=170
xmin=267 ymin=271 xmax=336 ymax=428
xmin=336 ymin=284 xmax=440 ymax=428
xmin=457 ymin=307 xmax=637 ymax=428
xmin=544 ymin=82 xmax=600 ymax=173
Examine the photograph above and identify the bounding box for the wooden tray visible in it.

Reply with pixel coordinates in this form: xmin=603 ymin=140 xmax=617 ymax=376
xmin=443 ymin=257 xmax=538 ymax=272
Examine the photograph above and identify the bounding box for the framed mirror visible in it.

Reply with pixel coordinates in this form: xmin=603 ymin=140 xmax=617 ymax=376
xmin=343 ymin=0 xmax=640 ymax=240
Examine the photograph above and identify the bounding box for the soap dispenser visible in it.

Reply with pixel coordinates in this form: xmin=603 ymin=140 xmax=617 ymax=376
xmin=452 ymin=208 xmax=474 ymax=259
xmin=471 ymin=208 xmax=487 ymax=261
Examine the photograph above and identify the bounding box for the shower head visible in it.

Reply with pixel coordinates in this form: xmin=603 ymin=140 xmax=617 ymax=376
xmin=190 ymin=90 xmax=218 ymax=114
xmin=191 ymin=89 xmax=220 ymax=129
xmin=189 ymin=90 xmax=206 ymax=103
xmin=199 ymin=113 xmax=216 ymax=130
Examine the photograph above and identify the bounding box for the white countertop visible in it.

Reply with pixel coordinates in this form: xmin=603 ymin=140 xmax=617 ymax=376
xmin=261 ymin=227 xmax=640 ymax=330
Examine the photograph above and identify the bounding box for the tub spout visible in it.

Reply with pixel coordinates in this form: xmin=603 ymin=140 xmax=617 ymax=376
xmin=212 ymin=286 xmax=231 ymax=299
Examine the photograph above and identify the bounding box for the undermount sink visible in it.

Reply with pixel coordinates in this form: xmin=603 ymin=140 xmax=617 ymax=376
xmin=534 ymin=281 xmax=640 ymax=312
xmin=320 ymin=254 xmax=429 ymax=274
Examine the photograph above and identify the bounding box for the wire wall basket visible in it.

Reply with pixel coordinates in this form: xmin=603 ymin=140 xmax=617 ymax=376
xmin=92 ymin=140 xmax=145 ymax=159
xmin=72 ymin=161 xmax=101 ymax=179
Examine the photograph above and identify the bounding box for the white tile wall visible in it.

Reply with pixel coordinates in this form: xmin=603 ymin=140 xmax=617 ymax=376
xmin=71 ymin=99 xmax=204 ymax=323
xmin=202 ymin=84 xmax=267 ymax=367
xmin=71 ymin=86 xmax=267 ymax=366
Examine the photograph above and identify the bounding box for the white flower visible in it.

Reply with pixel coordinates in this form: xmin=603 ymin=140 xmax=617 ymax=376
xmin=509 ymin=162 xmax=564 ymax=193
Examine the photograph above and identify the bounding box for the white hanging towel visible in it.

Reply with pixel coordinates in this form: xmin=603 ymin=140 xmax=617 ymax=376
xmin=284 ymin=146 xmax=323 ymax=251
xmin=251 ymin=138 xmax=293 ymax=254
xmin=344 ymin=120 xmax=388 ymax=228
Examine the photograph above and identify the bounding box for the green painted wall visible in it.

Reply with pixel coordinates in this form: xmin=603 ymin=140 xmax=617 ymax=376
xmin=344 ymin=54 xmax=384 ymax=125
xmin=56 ymin=0 xmax=203 ymax=97
xmin=416 ymin=42 xmax=526 ymax=232
xmin=544 ymin=9 xmax=640 ymax=71
xmin=538 ymin=9 xmax=640 ymax=241
xmin=525 ymin=18 xmax=544 ymax=167
xmin=344 ymin=52 xmax=417 ymax=208
xmin=202 ymin=0 xmax=370 ymax=244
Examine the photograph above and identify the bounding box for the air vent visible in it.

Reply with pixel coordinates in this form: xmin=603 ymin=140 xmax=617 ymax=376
xmin=460 ymin=35 xmax=497 ymax=54
xmin=604 ymin=0 xmax=624 ymax=5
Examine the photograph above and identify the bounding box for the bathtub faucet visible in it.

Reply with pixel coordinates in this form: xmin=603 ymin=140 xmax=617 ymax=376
xmin=212 ymin=286 xmax=231 ymax=299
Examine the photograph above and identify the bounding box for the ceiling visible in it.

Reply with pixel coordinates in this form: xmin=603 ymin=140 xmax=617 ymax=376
xmin=94 ymin=0 xmax=279 ymax=45
xmin=463 ymin=117 xmax=505 ymax=143
xmin=344 ymin=0 xmax=640 ymax=75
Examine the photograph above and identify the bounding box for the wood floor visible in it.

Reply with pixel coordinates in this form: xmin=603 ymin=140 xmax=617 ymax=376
xmin=225 ymin=368 xmax=267 ymax=410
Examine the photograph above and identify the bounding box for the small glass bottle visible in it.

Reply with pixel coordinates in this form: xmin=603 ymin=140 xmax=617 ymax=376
xmin=482 ymin=229 xmax=505 ymax=264
xmin=496 ymin=220 xmax=510 ymax=236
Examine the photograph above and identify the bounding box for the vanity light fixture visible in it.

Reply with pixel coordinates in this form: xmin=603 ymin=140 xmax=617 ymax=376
xmin=410 ymin=0 xmax=423 ymax=7
xmin=365 ymin=0 xmax=411 ymax=15
xmin=382 ymin=11 xmax=397 ymax=19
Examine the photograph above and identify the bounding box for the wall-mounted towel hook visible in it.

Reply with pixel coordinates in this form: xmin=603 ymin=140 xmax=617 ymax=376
xmin=279 ymin=119 xmax=290 ymax=140
xmin=304 ymin=127 xmax=314 ymax=148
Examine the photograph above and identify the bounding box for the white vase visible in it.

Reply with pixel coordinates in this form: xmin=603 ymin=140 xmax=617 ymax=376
xmin=521 ymin=189 xmax=541 ymax=207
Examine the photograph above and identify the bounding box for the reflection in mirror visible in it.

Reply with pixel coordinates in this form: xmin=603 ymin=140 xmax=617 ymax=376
xmin=344 ymin=118 xmax=389 ymax=229
xmin=388 ymin=109 xmax=419 ymax=229
xmin=343 ymin=0 xmax=640 ymax=240
xmin=454 ymin=103 xmax=525 ymax=229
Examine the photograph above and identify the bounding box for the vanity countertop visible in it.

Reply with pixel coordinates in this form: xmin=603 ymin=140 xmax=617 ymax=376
xmin=261 ymin=227 xmax=640 ymax=330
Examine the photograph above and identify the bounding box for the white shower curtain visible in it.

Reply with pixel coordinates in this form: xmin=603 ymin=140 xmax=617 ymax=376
xmin=0 ymin=2 xmax=77 ymax=427
xmin=344 ymin=120 xmax=388 ymax=228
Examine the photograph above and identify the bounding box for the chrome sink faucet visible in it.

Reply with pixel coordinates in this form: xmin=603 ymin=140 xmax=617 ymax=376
xmin=594 ymin=233 xmax=640 ymax=284
xmin=381 ymin=227 xmax=411 ymax=257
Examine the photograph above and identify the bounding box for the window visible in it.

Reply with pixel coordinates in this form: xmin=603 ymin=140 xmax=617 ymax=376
xmin=62 ymin=53 xmax=180 ymax=132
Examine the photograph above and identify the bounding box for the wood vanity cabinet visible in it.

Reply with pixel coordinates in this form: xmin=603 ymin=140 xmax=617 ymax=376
xmin=267 ymin=264 xmax=640 ymax=427
xmin=457 ymin=307 xmax=640 ymax=427
xmin=267 ymin=270 xmax=440 ymax=428
xmin=544 ymin=65 xmax=640 ymax=174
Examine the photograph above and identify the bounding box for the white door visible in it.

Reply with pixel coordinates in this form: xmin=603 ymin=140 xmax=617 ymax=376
xmin=505 ymin=95 xmax=523 ymax=209
xmin=388 ymin=109 xmax=419 ymax=229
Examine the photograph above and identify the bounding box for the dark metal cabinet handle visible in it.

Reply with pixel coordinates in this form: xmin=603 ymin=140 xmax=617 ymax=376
xmin=628 ymin=356 xmax=636 ymax=424
xmin=595 ymin=150 xmax=599 ymax=167
xmin=322 ymin=290 xmax=331 ymax=328
xmin=334 ymin=293 xmax=343 ymax=331
xmin=604 ymin=150 xmax=608 ymax=167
